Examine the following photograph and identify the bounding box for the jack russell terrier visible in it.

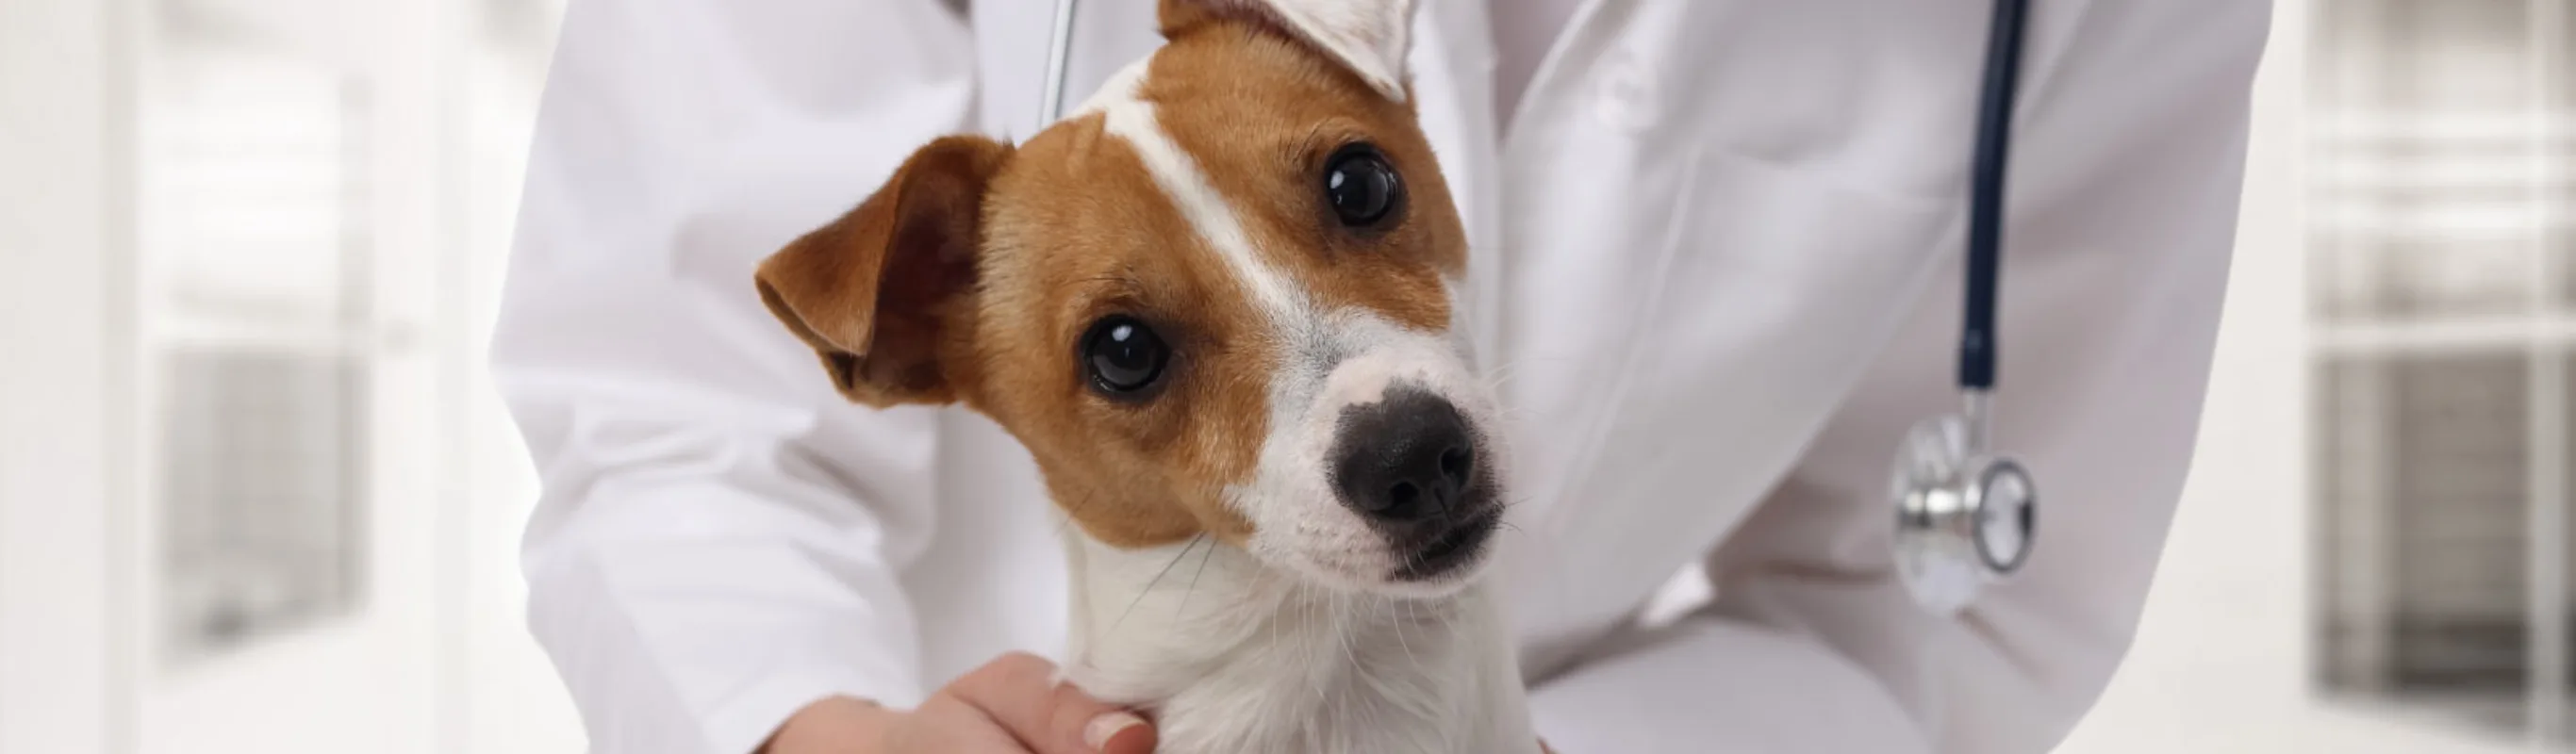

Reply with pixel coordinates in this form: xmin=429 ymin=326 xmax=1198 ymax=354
xmin=753 ymin=1 xmax=1544 ymax=751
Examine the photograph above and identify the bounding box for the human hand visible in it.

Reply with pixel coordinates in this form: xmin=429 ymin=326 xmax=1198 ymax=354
xmin=762 ymin=652 xmax=1155 ymax=754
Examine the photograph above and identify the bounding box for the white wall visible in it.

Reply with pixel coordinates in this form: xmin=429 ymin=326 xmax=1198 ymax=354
xmin=0 ymin=1 xmax=126 ymax=750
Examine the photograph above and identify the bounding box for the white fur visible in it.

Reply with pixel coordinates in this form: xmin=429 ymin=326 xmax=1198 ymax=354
xmin=1051 ymin=55 xmax=1539 ymax=754
xmin=1063 ymin=533 xmax=1540 ymax=754
xmin=1238 ymin=313 xmax=1505 ymax=598
xmin=1092 ymin=63 xmax=1309 ymax=325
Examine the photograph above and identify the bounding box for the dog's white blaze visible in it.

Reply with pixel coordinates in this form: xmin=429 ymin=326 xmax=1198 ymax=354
xmin=1089 ymin=63 xmax=1308 ymax=328
xmin=1088 ymin=63 xmax=1371 ymax=582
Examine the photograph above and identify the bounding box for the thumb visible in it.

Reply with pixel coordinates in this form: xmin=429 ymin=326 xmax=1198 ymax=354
xmin=949 ymin=652 xmax=1156 ymax=754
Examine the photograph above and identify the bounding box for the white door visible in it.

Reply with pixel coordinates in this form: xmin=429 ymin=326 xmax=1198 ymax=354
xmin=4 ymin=1 xmax=587 ymax=751
xmin=117 ymin=0 xmax=445 ymax=751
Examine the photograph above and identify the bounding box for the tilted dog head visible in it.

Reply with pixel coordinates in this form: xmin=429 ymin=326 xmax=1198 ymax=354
xmin=755 ymin=0 xmax=1504 ymax=598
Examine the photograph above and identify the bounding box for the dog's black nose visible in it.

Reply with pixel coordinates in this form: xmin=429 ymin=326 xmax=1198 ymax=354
xmin=1331 ymin=387 xmax=1477 ymax=522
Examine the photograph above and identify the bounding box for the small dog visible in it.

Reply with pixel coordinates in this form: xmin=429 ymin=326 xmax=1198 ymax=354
xmin=753 ymin=1 xmax=1541 ymax=751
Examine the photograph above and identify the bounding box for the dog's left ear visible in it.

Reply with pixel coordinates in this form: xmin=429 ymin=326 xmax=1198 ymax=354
xmin=1161 ymin=0 xmax=1417 ymax=102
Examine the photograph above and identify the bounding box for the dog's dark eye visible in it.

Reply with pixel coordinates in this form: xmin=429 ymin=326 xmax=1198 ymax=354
xmin=1082 ymin=316 xmax=1169 ymax=396
xmin=1323 ymin=144 xmax=1401 ymax=228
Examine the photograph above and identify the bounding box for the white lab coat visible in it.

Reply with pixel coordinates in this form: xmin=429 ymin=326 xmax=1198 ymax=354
xmin=493 ymin=1 xmax=2271 ymax=752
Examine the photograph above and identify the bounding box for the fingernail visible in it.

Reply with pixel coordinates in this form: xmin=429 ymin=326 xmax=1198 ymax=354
xmin=1083 ymin=711 xmax=1146 ymax=750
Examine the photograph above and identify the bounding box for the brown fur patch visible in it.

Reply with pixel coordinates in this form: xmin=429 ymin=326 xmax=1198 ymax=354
xmin=1144 ymin=18 xmax=1466 ymax=334
xmin=965 ymin=113 xmax=1269 ymax=549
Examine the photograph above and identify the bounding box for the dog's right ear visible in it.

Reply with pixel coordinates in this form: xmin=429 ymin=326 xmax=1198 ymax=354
xmin=1160 ymin=0 xmax=1417 ymax=103
xmin=755 ymin=135 xmax=1012 ymax=407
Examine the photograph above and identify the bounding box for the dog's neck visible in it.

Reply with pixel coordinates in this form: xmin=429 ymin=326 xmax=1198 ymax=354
xmin=1057 ymin=530 xmax=1541 ymax=754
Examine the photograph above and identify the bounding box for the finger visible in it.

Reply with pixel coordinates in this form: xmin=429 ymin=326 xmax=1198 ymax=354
xmin=909 ymin=696 xmax=1049 ymax=754
xmin=763 ymin=697 xmax=899 ymax=754
xmin=948 ymin=652 xmax=1155 ymax=754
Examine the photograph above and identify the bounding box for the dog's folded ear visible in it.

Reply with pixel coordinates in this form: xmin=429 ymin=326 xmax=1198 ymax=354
xmin=1160 ymin=0 xmax=1417 ymax=103
xmin=754 ymin=135 xmax=1012 ymax=407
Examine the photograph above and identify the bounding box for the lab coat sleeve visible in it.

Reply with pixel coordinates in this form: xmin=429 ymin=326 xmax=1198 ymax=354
xmin=1525 ymin=3 xmax=2271 ymax=752
xmin=492 ymin=2 xmax=977 ymax=753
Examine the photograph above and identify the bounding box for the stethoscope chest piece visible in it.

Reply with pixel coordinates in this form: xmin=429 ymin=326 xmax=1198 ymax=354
xmin=1891 ymin=405 xmax=2037 ymax=616
xmin=1890 ymin=0 xmax=2036 ymax=615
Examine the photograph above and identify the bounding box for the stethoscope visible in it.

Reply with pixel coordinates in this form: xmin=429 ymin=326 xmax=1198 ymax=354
xmin=1036 ymin=0 xmax=2039 ymax=617
xmin=1891 ymin=0 xmax=2039 ymax=616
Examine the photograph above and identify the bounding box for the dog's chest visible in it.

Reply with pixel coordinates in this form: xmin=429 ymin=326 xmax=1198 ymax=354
xmin=1062 ymin=535 xmax=1541 ymax=754
xmin=1155 ymin=602 xmax=1483 ymax=753
xmin=1073 ymin=584 xmax=1540 ymax=753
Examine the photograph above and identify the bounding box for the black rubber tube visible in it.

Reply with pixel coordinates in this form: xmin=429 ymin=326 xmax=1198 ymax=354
xmin=1961 ymin=0 xmax=2030 ymax=391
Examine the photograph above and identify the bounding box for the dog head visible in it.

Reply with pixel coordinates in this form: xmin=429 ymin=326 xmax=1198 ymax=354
xmin=755 ymin=0 xmax=1502 ymax=598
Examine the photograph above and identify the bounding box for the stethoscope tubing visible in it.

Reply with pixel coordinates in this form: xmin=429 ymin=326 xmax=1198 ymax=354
xmin=1962 ymin=0 xmax=2030 ymax=393
xmin=1042 ymin=0 xmax=1082 ymax=124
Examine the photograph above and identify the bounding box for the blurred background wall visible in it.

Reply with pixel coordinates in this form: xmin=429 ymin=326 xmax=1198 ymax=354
xmin=2 ymin=0 xmax=2564 ymax=752
xmin=2 ymin=0 xmax=576 ymax=751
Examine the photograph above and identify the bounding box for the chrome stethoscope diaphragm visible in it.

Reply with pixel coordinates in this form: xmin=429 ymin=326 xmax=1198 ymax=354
xmin=1892 ymin=392 xmax=2036 ymax=615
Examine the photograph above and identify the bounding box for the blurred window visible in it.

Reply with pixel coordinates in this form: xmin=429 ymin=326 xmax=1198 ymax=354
xmin=2312 ymin=0 xmax=2576 ymax=740
xmin=139 ymin=3 xmax=372 ymax=665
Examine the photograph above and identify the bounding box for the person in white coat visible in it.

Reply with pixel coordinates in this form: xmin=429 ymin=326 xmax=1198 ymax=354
xmin=493 ymin=1 xmax=2271 ymax=752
